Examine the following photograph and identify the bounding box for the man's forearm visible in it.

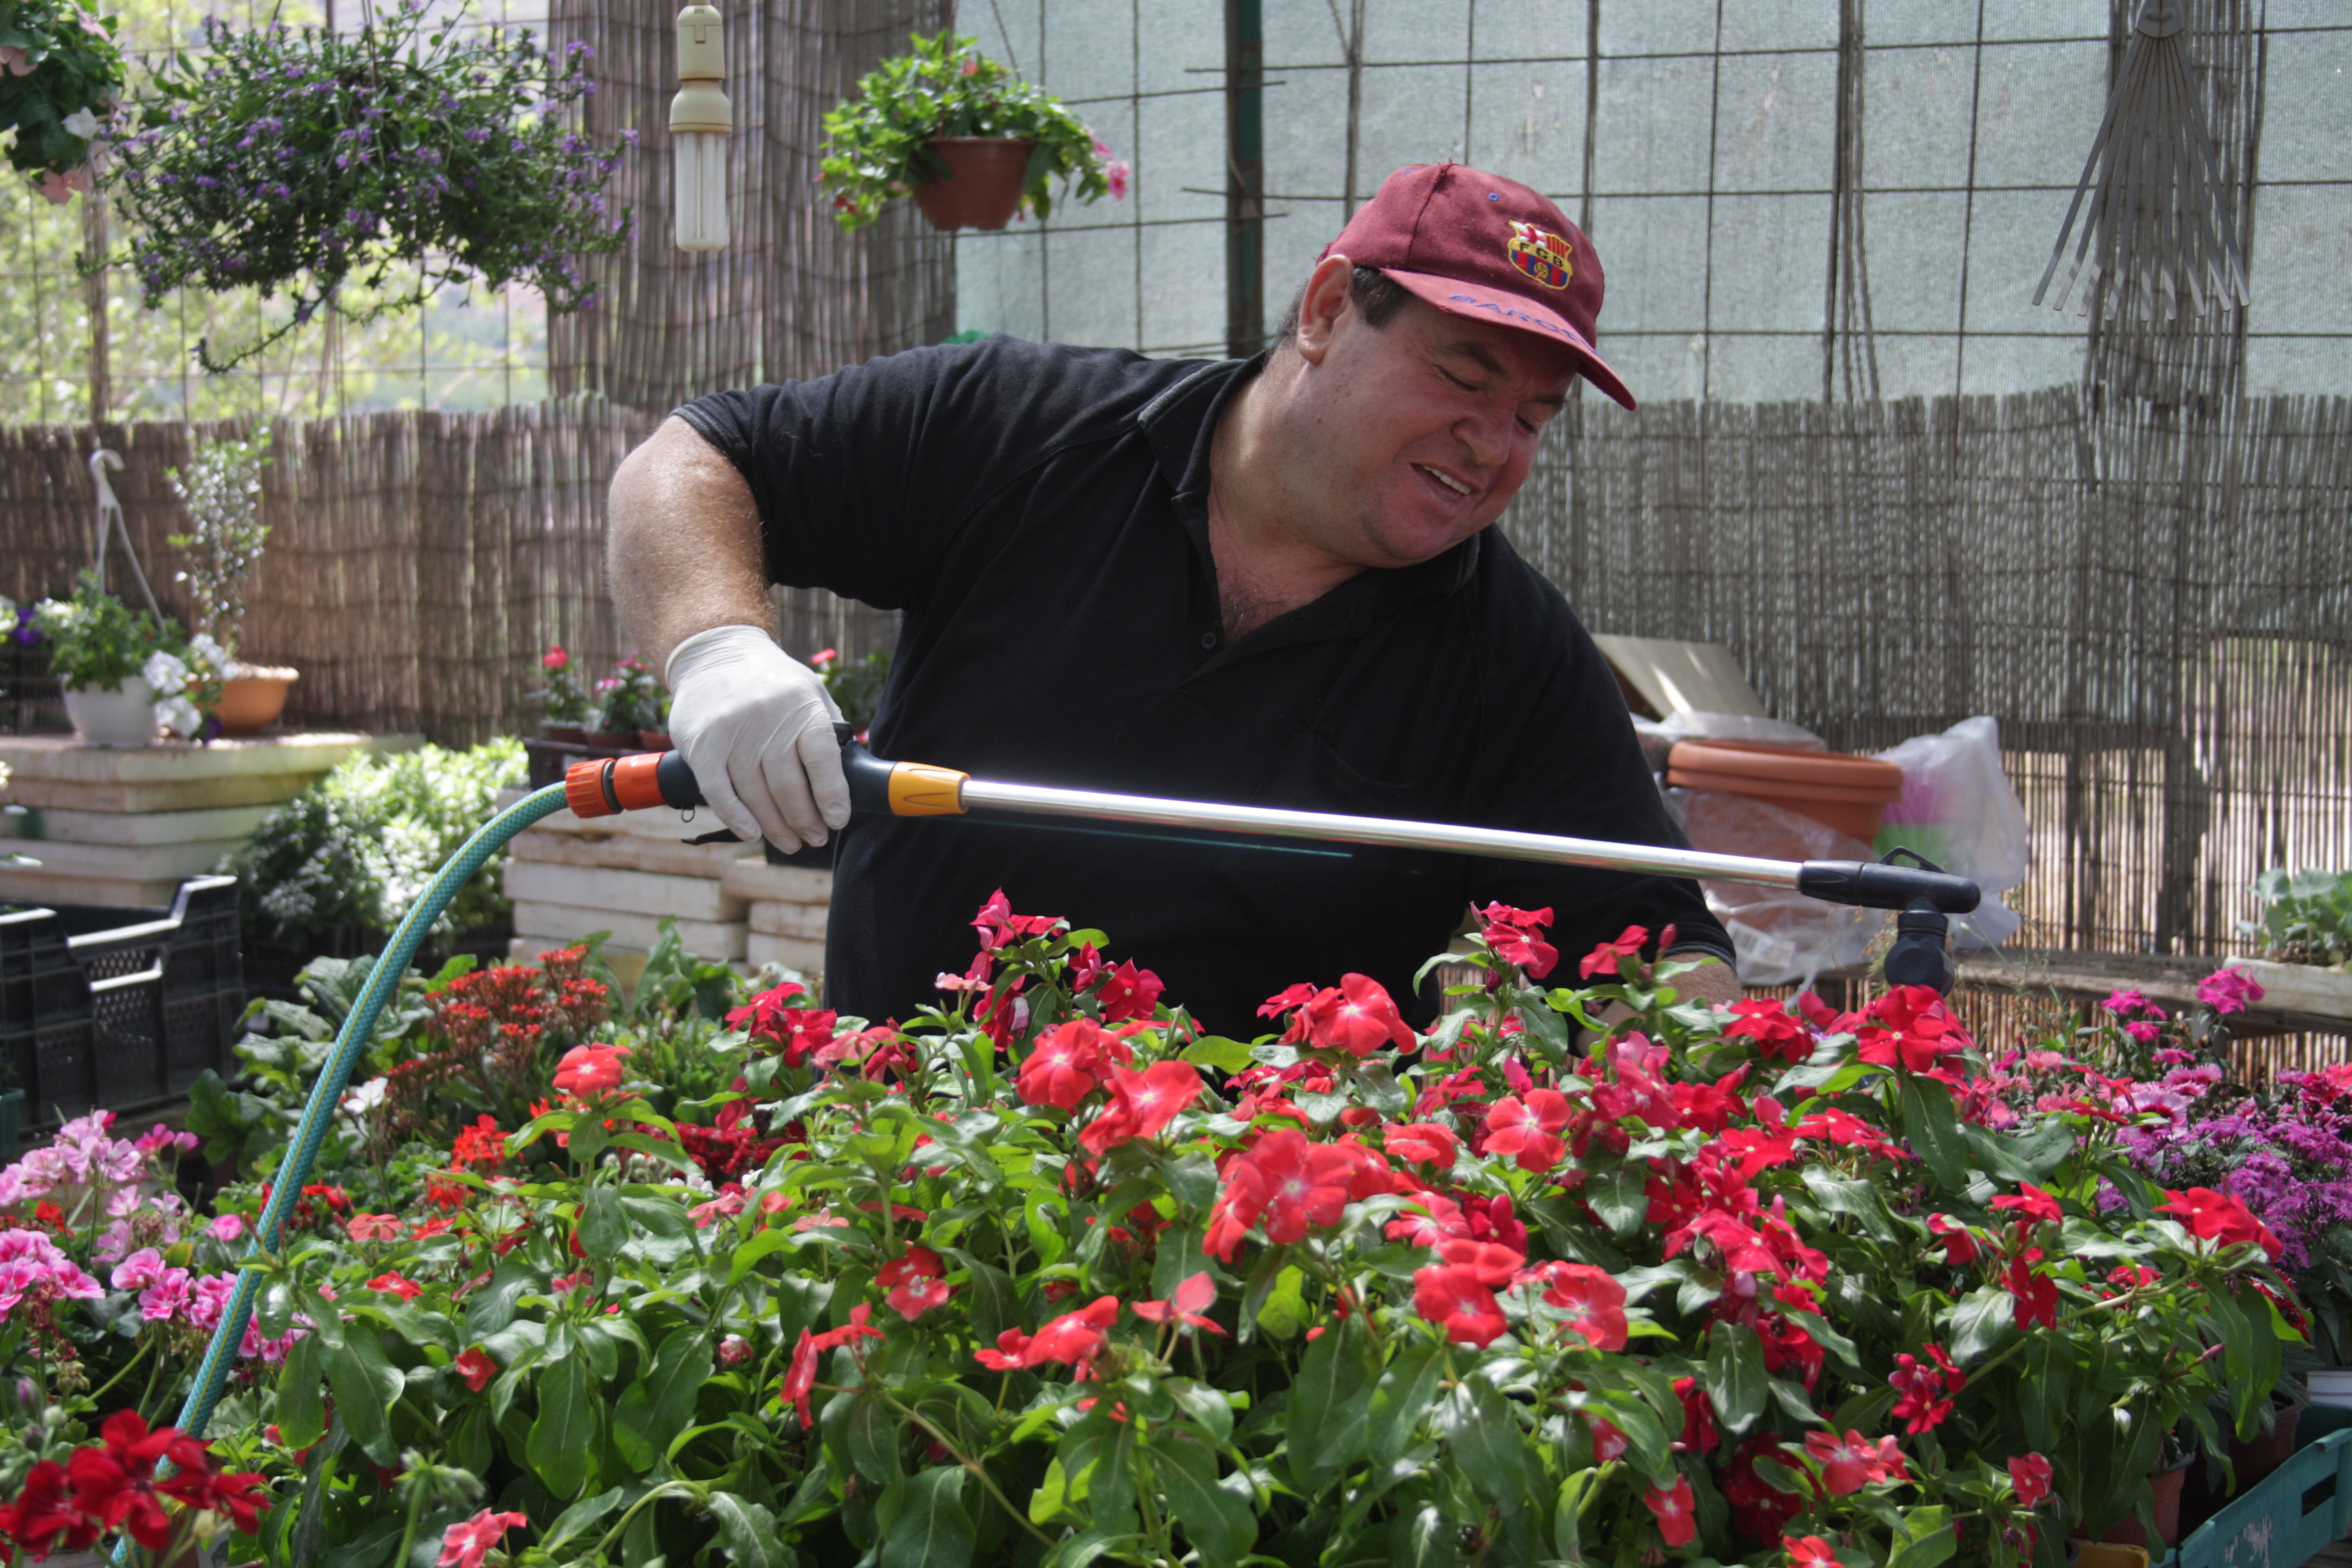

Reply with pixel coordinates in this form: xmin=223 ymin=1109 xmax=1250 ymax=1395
xmin=1671 ymin=951 xmax=1741 ymax=1009
xmin=607 ymin=416 xmax=777 ymax=674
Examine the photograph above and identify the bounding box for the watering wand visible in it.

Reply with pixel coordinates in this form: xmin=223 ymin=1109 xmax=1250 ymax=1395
xmin=563 ymin=724 xmax=1981 ymax=989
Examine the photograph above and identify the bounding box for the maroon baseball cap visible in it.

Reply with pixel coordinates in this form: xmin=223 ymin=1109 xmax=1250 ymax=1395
xmin=1320 ymin=162 xmax=1635 ymax=410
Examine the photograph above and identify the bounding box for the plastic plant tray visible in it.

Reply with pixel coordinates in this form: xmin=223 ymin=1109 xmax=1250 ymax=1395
xmin=2159 ymin=1426 xmax=2352 ymax=1568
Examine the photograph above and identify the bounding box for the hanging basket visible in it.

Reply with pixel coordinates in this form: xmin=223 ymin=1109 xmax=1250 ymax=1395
xmin=909 ymin=138 xmax=1034 ymax=232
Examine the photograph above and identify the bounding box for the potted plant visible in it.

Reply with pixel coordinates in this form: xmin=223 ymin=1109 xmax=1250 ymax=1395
xmin=164 ymin=426 xmax=294 ymax=734
xmin=30 ymin=573 xmax=176 ymax=746
xmin=819 ymin=29 xmax=1128 ymax=232
xmin=106 ymin=0 xmax=633 ymax=371
xmin=2224 ymin=868 xmax=2352 ymax=1020
xmin=532 ymin=643 xmax=594 ymax=743
xmin=0 ymin=0 xmax=127 ymax=204
xmin=810 ymin=644 xmax=888 ymax=737
xmin=588 ymin=654 xmax=665 ymax=750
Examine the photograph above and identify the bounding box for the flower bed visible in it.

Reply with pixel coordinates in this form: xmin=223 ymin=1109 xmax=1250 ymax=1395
xmin=0 ymin=901 xmax=2302 ymax=1567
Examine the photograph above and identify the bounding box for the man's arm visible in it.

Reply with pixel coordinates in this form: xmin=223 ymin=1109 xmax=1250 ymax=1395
xmin=606 ymin=417 xmax=850 ymax=851
xmin=607 ymin=416 xmax=773 ymax=673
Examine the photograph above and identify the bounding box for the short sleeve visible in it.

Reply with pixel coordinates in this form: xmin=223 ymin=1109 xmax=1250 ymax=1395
xmin=672 ymin=337 xmax=1175 ymax=613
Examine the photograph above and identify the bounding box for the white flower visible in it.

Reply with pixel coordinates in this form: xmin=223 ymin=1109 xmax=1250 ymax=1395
xmin=61 ymin=107 xmax=100 ymax=139
xmin=141 ymin=650 xmax=189 ymax=692
xmin=341 ymin=1078 xmax=388 ymax=1118
xmin=154 ymin=694 xmax=201 ymax=738
xmin=0 ymin=595 xmax=14 ymax=626
xmin=184 ymin=634 xmax=230 ymax=676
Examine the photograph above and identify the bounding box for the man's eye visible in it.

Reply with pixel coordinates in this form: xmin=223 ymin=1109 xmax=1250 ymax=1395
xmin=1440 ymin=368 xmax=1478 ymax=390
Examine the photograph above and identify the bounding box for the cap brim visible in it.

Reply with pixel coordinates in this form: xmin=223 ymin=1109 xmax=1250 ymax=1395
xmin=1384 ymin=268 xmax=1637 ymax=410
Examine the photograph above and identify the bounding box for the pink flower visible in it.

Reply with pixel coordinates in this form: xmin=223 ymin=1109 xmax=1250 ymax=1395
xmin=1805 ymin=1429 xmax=1908 ymax=1495
xmin=346 ymin=1213 xmax=403 ymax=1243
xmin=208 ymin=1214 xmax=245 ymax=1243
xmin=2124 ymin=1020 xmax=2161 ymax=1044
xmin=2198 ymin=967 xmax=2264 ymax=1015
xmin=2103 ymin=988 xmax=2152 ymax=1015
xmin=438 ymin=1509 xmax=530 ymax=1568
xmin=552 ymin=1042 xmax=631 ymax=1096
xmin=1107 ymin=159 xmax=1130 ymax=199
xmin=110 ymin=1248 xmax=170 ymax=1292
xmin=0 ymin=47 xmax=30 ymax=75
xmin=542 ymin=645 xmax=569 ymax=670
xmin=1132 ymin=1271 xmax=1226 ymax=1336
xmin=2009 ymin=1451 xmax=2053 ymax=1508
xmin=36 ymin=167 xmax=90 ymax=205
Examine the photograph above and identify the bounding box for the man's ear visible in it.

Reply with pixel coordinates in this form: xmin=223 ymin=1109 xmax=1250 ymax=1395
xmin=1292 ymin=254 xmax=1358 ymax=365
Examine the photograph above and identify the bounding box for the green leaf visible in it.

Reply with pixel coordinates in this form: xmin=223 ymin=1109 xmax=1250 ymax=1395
xmin=877 ymin=1467 xmax=976 ymax=1568
xmin=541 ymin=1486 xmax=629 ymax=1554
xmin=614 ymin=1327 xmax=714 ymax=1472
xmin=274 ymin=1331 xmax=327 ymax=1452
xmin=705 ymin=1491 xmax=791 ymax=1568
xmin=464 ymin=1261 xmax=537 ymax=1341
xmin=1586 ymin=1166 xmax=1648 ymax=1237
xmin=847 ymin=1393 xmax=905 ymax=1484
xmin=579 ymin=1186 xmax=628 ymax=1260
xmin=1254 ymin=1266 xmax=1309 ymax=1340
xmin=1946 ymin=1284 xmax=2016 ymax=1364
xmin=323 ymin=1326 xmax=402 ymax=1466
xmin=1152 ymin=1433 xmax=1255 ymax=1568
xmin=1181 ymin=1036 xmax=1254 ymax=1072
xmin=529 ymin=1348 xmax=597 ymax=1498
xmin=617 ymin=1194 xmax=699 ymax=1264
xmin=1898 ymin=1075 xmax=1972 ymax=1189
xmin=1885 ymin=1504 xmax=1956 ymax=1568
xmin=1364 ymin=1344 xmax=1446 ymax=1470
xmin=1439 ymin=1380 xmax=1544 ymax=1516
xmin=1703 ymin=1319 xmax=1768 ymax=1435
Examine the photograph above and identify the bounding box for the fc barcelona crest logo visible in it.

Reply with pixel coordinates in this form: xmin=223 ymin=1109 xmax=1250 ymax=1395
xmin=1505 ymin=221 xmax=1574 ymax=290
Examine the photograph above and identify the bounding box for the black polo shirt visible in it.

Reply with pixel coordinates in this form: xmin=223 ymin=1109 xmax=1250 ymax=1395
xmin=676 ymin=337 xmax=1732 ymax=1035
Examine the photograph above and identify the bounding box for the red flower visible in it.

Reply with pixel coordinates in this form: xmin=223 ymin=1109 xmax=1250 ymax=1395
xmin=1516 ymin=1260 xmax=1627 ymax=1351
xmin=975 ymin=1295 xmax=1119 ymax=1372
xmin=552 ymin=1042 xmax=631 ymax=1096
xmin=346 ymin=1213 xmax=404 ymax=1243
xmin=1853 ymin=985 xmax=1971 ymax=1074
xmin=1887 ymin=1343 xmax=1964 ymax=1434
xmin=2104 ymin=1262 xmax=2161 ymax=1295
xmin=1413 ymin=1262 xmax=1509 ymax=1348
xmin=1588 ymin=1413 xmax=1630 ymax=1461
xmin=1384 ymin=1121 xmax=1460 ymax=1170
xmin=1672 ymin=1375 xmax=1721 ymax=1453
xmin=1724 ymin=998 xmax=1811 ymax=1063
xmin=63 ymin=1411 xmax=214 ymax=1550
xmin=1017 ymin=1018 xmax=1132 ymax=1112
xmin=1476 ymin=902 xmax=1558 ymax=979
xmin=2008 ymin=1452 xmax=2053 ymax=1509
xmin=1990 ymin=1183 xmax=2062 ymax=1226
xmin=972 ymin=888 xmax=1062 ymax=951
xmin=727 ymin=984 xmax=837 ymax=1069
xmin=455 ymin=1347 xmax=497 ymax=1392
xmin=2159 ymin=1186 xmax=2285 ymax=1261
xmin=1093 ymin=960 xmax=1165 ymax=1023
xmin=1580 ymin=925 xmax=1649 ymax=980
xmin=0 ymin=1460 xmax=101 ymax=1557
xmin=2002 ymin=1248 xmax=2059 ymax=1330
xmin=1785 ymin=1536 xmax=1841 ymax=1568
xmin=878 ymin=1247 xmax=953 ymax=1322
xmin=451 ymin=1114 xmax=509 ymax=1169
xmin=1133 ymin=1271 xmax=1226 ymax=1336
xmin=366 ymin=1271 xmax=422 ymax=1301
xmin=1297 ymin=973 xmax=1414 ymax=1057
xmin=1722 ymin=1432 xmax=1806 ymax=1544
xmin=1077 ymin=1061 xmax=1203 ymax=1155
xmin=1483 ymin=1088 xmax=1572 ymax=1172
xmin=1804 ymin=1429 xmax=1908 ymax=1496
xmin=438 ymin=1508 xmax=530 ymax=1568
xmin=1926 ymin=1213 xmax=1980 ymax=1264
xmin=1204 ymin=1128 xmax=1358 ymax=1260
xmin=781 ymin=1304 xmax=884 ymax=1428
xmin=1642 ymin=1474 xmax=1697 ymax=1547
xmin=1258 ymin=983 xmax=1318 ymax=1020
xmin=542 ymin=645 xmax=569 ymax=670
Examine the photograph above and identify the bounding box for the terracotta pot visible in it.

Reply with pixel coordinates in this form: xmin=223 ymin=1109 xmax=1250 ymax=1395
xmin=909 ymin=138 xmax=1035 ymax=231
xmin=543 ymin=724 xmax=587 ymax=744
xmin=1666 ymin=738 xmax=1905 ymax=842
xmin=213 ymin=665 xmax=298 ymax=734
xmin=62 ymin=679 xmax=156 ymax=747
xmin=638 ymin=730 xmax=674 ymax=752
xmin=2228 ymin=1397 xmax=2303 ymax=1489
xmin=2100 ymin=1452 xmax=2193 ymax=1548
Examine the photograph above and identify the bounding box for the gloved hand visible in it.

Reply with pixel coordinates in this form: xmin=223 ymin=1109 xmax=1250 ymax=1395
xmin=663 ymin=625 xmax=851 ymax=852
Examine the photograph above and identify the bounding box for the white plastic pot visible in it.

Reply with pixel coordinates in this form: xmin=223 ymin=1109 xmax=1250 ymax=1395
xmin=2306 ymin=1368 xmax=2352 ymax=1408
xmin=62 ymin=678 xmax=156 ymax=747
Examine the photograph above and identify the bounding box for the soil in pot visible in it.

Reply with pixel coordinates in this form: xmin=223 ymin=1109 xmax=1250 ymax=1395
xmin=61 ymin=680 xmax=156 ymax=747
xmin=910 ymin=137 xmax=1034 ymax=231
xmin=213 ymin=665 xmax=299 ymax=734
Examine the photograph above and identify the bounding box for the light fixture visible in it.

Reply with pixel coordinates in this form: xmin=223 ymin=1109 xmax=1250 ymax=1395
xmin=670 ymin=3 xmax=731 ymax=251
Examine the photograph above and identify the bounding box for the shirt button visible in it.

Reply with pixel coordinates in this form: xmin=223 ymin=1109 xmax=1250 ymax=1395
xmin=1200 ymin=631 xmax=1217 ymax=649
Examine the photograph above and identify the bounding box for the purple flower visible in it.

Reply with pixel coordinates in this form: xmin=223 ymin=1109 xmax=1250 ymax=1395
xmin=2199 ymin=968 xmax=2264 ymax=1015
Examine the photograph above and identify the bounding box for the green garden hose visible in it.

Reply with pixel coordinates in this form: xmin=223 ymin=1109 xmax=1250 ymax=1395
xmin=171 ymin=782 xmax=570 ymax=1444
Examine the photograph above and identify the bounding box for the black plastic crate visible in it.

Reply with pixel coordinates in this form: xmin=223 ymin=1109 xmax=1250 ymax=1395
xmin=0 ymin=875 xmax=244 ymax=1130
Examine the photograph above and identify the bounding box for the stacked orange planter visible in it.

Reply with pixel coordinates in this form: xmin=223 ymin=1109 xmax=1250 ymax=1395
xmin=1665 ymin=739 xmax=1905 ymax=843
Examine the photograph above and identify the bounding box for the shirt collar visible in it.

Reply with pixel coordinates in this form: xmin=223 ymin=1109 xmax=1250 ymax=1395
xmin=1134 ymin=352 xmax=1483 ymax=612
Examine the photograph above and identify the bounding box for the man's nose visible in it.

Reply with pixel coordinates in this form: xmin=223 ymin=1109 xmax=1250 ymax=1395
xmin=1454 ymin=404 xmax=1513 ymax=470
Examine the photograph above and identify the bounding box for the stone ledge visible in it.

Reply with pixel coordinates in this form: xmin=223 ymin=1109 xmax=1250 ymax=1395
xmin=0 ymin=732 xmax=409 ymax=783
xmin=747 ymin=932 xmax=824 ymax=973
xmin=509 ymin=900 xmax=746 ymax=961
xmin=718 ymin=861 xmax=834 ymax=905
xmin=1 ymin=803 xmax=275 ymax=848
xmin=504 ymin=861 xmax=746 ymax=924
xmin=507 ymin=826 xmax=755 ymax=880
xmin=749 ymin=900 xmax=827 ymax=941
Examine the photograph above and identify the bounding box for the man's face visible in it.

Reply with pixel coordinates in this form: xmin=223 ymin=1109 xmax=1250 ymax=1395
xmin=1288 ymin=277 xmax=1581 ymax=570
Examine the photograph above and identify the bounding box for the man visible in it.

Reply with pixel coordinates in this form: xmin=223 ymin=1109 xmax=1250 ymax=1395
xmin=607 ymin=162 xmax=1738 ymax=1032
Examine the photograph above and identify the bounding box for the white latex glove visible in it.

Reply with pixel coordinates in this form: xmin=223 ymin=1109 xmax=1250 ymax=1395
xmin=664 ymin=625 xmax=851 ymax=852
